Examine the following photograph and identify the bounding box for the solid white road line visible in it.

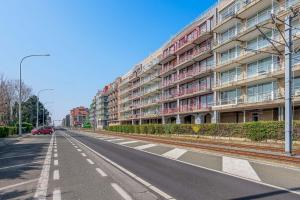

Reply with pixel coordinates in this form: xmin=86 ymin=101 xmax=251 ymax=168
xmin=34 ymin=133 xmax=54 ymax=199
xmin=222 ymin=156 xmax=261 ymax=181
xmin=86 ymin=159 xmax=95 ymax=165
xmin=81 ymin=153 xmax=87 ymax=157
xmin=135 ymin=144 xmax=157 ymax=150
xmin=118 ymin=141 xmax=138 ymax=145
xmin=111 ymin=183 xmax=132 ymax=200
xmin=54 ymin=160 xmax=58 ymax=166
xmin=67 ymin=135 xmax=176 ymax=200
xmin=54 ymin=153 xmax=58 ymax=158
xmin=162 ymin=148 xmax=187 ymax=160
xmin=53 ymin=188 xmax=61 ymax=200
xmin=77 ymin=149 xmax=82 ymax=152
xmin=0 ymin=178 xmax=38 ymax=192
xmin=53 ymin=170 xmax=60 ymax=180
xmin=96 ymin=168 xmax=107 ymax=177
xmin=0 ymin=161 xmax=42 ymax=170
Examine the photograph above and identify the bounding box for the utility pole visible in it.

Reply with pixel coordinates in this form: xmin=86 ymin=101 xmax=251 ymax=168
xmin=284 ymin=15 xmax=293 ymax=155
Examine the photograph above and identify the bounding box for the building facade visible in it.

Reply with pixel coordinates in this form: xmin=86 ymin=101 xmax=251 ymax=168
xmin=95 ymin=86 xmax=109 ymax=128
xmin=91 ymin=0 xmax=300 ymax=125
xmin=70 ymin=106 xmax=89 ymax=127
xmin=108 ymin=78 xmax=121 ymax=125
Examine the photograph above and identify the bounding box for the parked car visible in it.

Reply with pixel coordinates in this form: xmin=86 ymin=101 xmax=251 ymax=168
xmin=31 ymin=126 xmax=54 ymax=135
xmin=31 ymin=128 xmax=41 ymax=135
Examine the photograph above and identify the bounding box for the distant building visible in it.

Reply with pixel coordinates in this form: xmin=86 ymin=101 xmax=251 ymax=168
xmin=95 ymin=86 xmax=109 ymax=129
xmin=70 ymin=106 xmax=89 ymax=127
xmin=89 ymin=97 xmax=96 ymax=127
xmin=65 ymin=114 xmax=70 ymax=127
xmin=108 ymin=78 xmax=121 ymax=125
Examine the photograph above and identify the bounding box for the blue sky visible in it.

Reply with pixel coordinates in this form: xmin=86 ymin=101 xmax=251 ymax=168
xmin=0 ymin=0 xmax=216 ymax=122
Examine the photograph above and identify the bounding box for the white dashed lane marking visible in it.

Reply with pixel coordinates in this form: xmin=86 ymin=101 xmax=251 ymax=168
xmin=53 ymin=170 xmax=60 ymax=180
xmin=53 ymin=188 xmax=61 ymax=200
xmin=96 ymin=168 xmax=107 ymax=177
xmin=81 ymin=153 xmax=87 ymax=157
xmin=54 ymin=153 xmax=58 ymax=158
xmin=77 ymin=149 xmax=82 ymax=152
xmin=111 ymin=183 xmax=132 ymax=200
xmin=54 ymin=160 xmax=58 ymax=166
xmin=86 ymin=159 xmax=95 ymax=165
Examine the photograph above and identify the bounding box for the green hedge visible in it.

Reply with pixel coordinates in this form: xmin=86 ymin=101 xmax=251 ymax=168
xmin=15 ymin=122 xmax=33 ymax=133
xmin=0 ymin=126 xmax=17 ymax=138
xmin=106 ymin=121 xmax=300 ymax=142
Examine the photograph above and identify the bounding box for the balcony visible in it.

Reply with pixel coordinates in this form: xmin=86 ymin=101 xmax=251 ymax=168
xmin=178 ymin=85 xmax=211 ymax=99
xmin=160 ymin=43 xmax=212 ymax=77
xmin=161 ymin=48 xmax=176 ymax=64
xmin=162 ymin=108 xmax=178 ymax=115
xmin=141 ymin=110 xmax=162 ymax=118
xmin=178 ymin=104 xmax=211 ymax=114
xmin=161 ymin=92 xmax=178 ymax=102
xmin=213 ymin=91 xmax=283 ymax=111
xmin=160 ymin=61 xmax=177 ymax=76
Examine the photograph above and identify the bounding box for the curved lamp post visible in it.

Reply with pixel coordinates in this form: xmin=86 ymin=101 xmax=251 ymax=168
xmin=19 ymin=54 xmax=50 ymax=136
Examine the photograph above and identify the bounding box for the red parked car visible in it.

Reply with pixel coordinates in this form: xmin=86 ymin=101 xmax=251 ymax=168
xmin=31 ymin=127 xmax=54 ymax=135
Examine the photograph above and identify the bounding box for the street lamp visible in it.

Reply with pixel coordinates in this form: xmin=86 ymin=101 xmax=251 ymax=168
xmin=19 ymin=54 xmax=50 ymax=136
xmin=36 ymin=89 xmax=54 ymax=128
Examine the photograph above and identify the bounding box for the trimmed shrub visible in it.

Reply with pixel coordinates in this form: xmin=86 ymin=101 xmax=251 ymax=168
xmin=106 ymin=121 xmax=300 ymax=141
xmin=0 ymin=126 xmax=17 ymax=137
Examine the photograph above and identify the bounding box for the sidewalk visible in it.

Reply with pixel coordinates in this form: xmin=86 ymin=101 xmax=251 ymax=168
xmin=0 ymin=133 xmax=30 ymax=148
xmin=72 ymin=130 xmax=300 ymax=195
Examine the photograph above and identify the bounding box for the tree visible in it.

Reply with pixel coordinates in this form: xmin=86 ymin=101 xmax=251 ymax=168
xmin=0 ymin=74 xmax=32 ymax=125
xmin=12 ymin=95 xmax=50 ymax=127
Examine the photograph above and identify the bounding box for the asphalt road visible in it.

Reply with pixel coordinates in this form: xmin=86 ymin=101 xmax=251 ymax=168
xmin=67 ymin=130 xmax=300 ymax=200
xmin=0 ymin=130 xmax=299 ymax=200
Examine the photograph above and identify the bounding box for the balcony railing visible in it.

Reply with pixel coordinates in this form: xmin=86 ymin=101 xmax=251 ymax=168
xmin=178 ymin=85 xmax=210 ymax=97
xmin=160 ymin=43 xmax=212 ymax=76
xmin=163 ymin=108 xmax=178 ymax=115
xmin=179 ymin=103 xmax=211 ymax=113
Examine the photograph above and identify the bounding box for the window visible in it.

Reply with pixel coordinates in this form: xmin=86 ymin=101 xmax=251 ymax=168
xmin=219 ymin=24 xmax=241 ymax=44
xmin=220 ymin=67 xmax=241 ymax=85
xmin=219 ymin=2 xmax=241 ymax=22
xmin=246 ymin=6 xmax=276 ymax=28
xmin=220 ymin=46 xmax=240 ymax=64
xmin=247 ymin=82 xmax=277 ymax=103
xmin=246 ymin=31 xmax=278 ymax=51
xmin=293 ymin=77 xmax=300 ymax=96
xmin=220 ymin=89 xmax=240 ymax=105
xmin=247 ymin=56 xmax=278 ymax=78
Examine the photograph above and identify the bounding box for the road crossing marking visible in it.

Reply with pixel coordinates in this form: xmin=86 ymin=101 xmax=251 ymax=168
xmin=111 ymin=183 xmax=133 ymax=200
xmin=118 ymin=141 xmax=138 ymax=145
xmin=96 ymin=168 xmax=107 ymax=177
xmin=53 ymin=170 xmax=60 ymax=180
xmin=222 ymin=156 xmax=261 ymax=181
xmin=135 ymin=144 xmax=157 ymax=150
xmin=162 ymin=148 xmax=187 ymax=160
xmin=87 ymin=159 xmax=95 ymax=165
xmin=106 ymin=138 xmax=124 ymax=142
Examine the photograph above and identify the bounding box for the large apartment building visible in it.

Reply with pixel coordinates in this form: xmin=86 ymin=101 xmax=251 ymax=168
xmin=95 ymin=86 xmax=109 ymax=128
xmin=91 ymin=0 xmax=300 ymax=126
xmin=212 ymin=0 xmax=300 ymax=123
xmin=108 ymin=78 xmax=121 ymax=125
